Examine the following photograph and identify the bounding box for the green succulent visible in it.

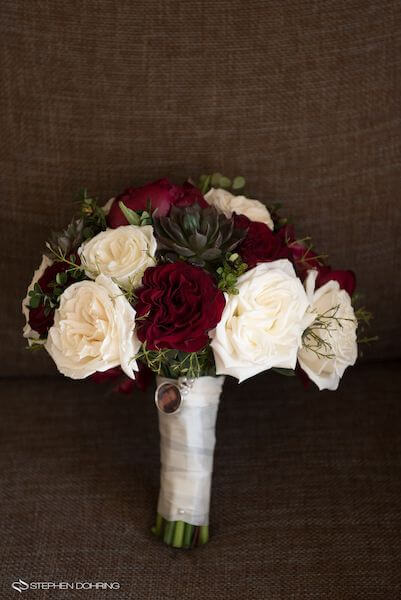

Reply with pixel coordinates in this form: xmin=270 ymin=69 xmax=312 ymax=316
xmin=153 ymin=204 xmax=246 ymax=267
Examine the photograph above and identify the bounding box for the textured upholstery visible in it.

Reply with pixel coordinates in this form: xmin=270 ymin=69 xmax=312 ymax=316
xmin=1 ymin=363 xmax=401 ymax=599
xmin=0 ymin=1 xmax=400 ymax=598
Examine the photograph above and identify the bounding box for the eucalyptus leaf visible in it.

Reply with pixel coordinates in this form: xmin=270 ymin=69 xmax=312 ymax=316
xmin=232 ymin=176 xmax=245 ymax=190
xmin=119 ymin=202 xmax=140 ymax=226
xmin=211 ymin=172 xmax=223 ymax=187
xmin=219 ymin=176 xmax=231 ymax=189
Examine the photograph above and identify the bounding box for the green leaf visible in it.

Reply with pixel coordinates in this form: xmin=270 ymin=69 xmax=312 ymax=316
xmin=198 ymin=174 xmax=211 ymax=195
xmin=272 ymin=368 xmax=296 ymax=377
xmin=211 ymin=172 xmax=223 ymax=187
xmin=83 ymin=226 xmax=94 ymax=239
xmin=118 ymin=202 xmax=140 ymax=226
xmin=232 ymin=176 xmax=245 ymax=191
xmin=56 ymin=272 xmax=67 ymax=285
xmin=219 ymin=176 xmax=231 ymax=189
xmin=29 ymin=295 xmax=41 ymax=309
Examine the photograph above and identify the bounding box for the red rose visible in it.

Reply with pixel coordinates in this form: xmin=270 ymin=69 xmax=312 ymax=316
xmin=235 ymin=215 xmax=291 ymax=268
xmin=315 ymin=266 xmax=356 ymax=297
xmin=90 ymin=366 xmax=122 ymax=384
xmin=115 ymin=362 xmax=153 ymax=394
xmin=278 ymin=225 xmax=356 ymax=295
xmin=28 ymin=261 xmax=73 ymax=336
xmin=91 ymin=362 xmax=153 ymax=393
xmin=277 ymin=224 xmax=322 ymax=280
xmin=135 ymin=262 xmax=225 ymax=353
xmin=107 ymin=178 xmax=207 ymax=228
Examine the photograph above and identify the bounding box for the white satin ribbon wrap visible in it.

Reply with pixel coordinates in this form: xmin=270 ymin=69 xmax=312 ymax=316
xmin=156 ymin=375 xmax=225 ymax=526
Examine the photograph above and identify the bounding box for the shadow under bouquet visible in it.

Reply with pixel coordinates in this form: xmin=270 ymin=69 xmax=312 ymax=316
xmin=22 ymin=174 xmax=374 ymax=549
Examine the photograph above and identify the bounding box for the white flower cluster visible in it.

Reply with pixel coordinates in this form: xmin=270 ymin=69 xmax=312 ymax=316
xmin=23 ymin=225 xmax=157 ymax=381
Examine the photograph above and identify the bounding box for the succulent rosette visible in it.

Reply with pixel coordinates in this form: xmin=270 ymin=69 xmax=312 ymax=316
xmin=22 ymin=173 xmax=374 ymax=549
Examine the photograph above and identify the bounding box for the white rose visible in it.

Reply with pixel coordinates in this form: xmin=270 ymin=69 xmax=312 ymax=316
xmin=22 ymin=254 xmax=53 ymax=344
xmin=210 ymin=260 xmax=314 ymax=382
xmin=78 ymin=225 xmax=156 ymax=288
xmin=298 ymin=270 xmax=358 ymax=391
xmin=205 ymin=188 xmax=274 ymax=230
xmin=45 ymin=274 xmax=140 ymax=380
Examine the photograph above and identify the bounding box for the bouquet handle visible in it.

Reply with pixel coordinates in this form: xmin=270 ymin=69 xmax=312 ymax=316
xmin=152 ymin=375 xmax=225 ymax=548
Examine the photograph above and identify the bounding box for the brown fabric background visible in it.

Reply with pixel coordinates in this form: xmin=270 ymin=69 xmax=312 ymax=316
xmin=1 ymin=2 xmax=401 ymax=599
xmin=0 ymin=0 xmax=400 ymax=376
xmin=1 ymin=363 xmax=401 ymax=599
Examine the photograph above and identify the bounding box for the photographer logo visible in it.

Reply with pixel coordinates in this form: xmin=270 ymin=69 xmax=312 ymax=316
xmin=11 ymin=580 xmax=29 ymax=593
xmin=11 ymin=579 xmax=121 ymax=593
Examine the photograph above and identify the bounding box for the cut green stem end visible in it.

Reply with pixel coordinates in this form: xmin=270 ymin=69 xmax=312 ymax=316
xmin=152 ymin=513 xmax=209 ymax=549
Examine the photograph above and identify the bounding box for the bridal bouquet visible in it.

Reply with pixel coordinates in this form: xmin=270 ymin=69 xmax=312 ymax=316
xmin=22 ymin=174 xmax=373 ymax=549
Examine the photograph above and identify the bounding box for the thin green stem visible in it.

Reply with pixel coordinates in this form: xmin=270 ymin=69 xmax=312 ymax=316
xmin=152 ymin=515 xmax=209 ymax=548
xmin=155 ymin=513 xmax=164 ymax=536
xmin=172 ymin=520 xmax=185 ymax=548
xmin=183 ymin=523 xmax=195 ymax=547
xmin=163 ymin=520 xmax=175 ymax=545
xmin=199 ymin=525 xmax=209 ymax=545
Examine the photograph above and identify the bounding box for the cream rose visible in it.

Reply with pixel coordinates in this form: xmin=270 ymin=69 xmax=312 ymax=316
xmin=22 ymin=254 xmax=53 ymax=344
xmin=78 ymin=225 xmax=156 ymax=288
xmin=298 ymin=271 xmax=358 ymax=391
xmin=205 ymin=188 xmax=274 ymax=230
xmin=45 ymin=274 xmax=140 ymax=379
xmin=210 ymin=260 xmax=314 ymax=382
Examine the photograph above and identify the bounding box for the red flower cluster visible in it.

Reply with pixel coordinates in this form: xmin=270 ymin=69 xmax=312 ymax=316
xmin=135 ymin=262 xmax=225 ymax=353
xmin=107 ymin=178 xmax=207 ymax=227
xmin=91 ymin=362 xmax=153 ymax=394
xmin=233 ymin=216 xmax=355 ymax=296
xmin=278 ymin=225 xmax=356 ymax=296
xmin=234 ymin=214 xmax=291 ymax=268
xmin=28 ymin=262 xmax=73 ymax=336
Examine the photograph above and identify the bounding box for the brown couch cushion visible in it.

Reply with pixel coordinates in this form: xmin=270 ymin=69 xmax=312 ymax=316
xmin=0 ymin=0 xmax=400 ymax=376
xmin=1 ymin=362 xmax=400 ymax=598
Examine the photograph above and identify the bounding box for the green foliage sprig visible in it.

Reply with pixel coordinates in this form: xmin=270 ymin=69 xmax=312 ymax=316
xmin=302 ymin=305 xmax=356 ymax=360
xmin=27 ymin=266 xmax=85 ymax=315
xmin=135 ymin=344 xmax=215 ymax=379
xmin=45 ymin=243 xmax=88 ymax=278
xmin=353 ymin=297 xmax=378 ymax=345
xmin=267 ymin=202 xmax=290 ymax=230
xmin=79 ymin=189 xmax=107 ymax=239
xmin=216 ymin=253 xmax=248 ymax=295
xmin=197 ymin=173 xmax=246 ymax=195
xmin=119 ymin=201 xmax=153 ymax=227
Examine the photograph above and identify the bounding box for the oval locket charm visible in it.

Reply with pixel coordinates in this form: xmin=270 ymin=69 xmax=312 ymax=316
xmin=155 ymin=382 xmax=182 ymax=414
xmin=155 ymin=377 xmax=195 ymax=415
